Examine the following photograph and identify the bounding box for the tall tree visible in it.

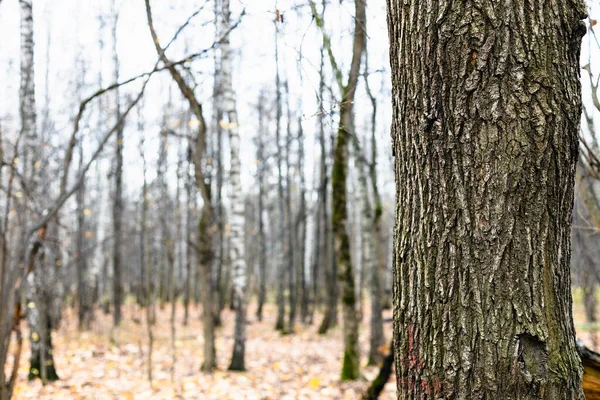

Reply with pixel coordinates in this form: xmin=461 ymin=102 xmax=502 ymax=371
xmin=110 ymin=0 xmax=124 ymax=327
xmin=219 ymin=0 xmax=248 ymax=371
xmin=20 ymin=0 xmax=60 ymax=383
xmin=314 ymin=25 xmax=336 ymax=329
xmin=284 ymin=80 xmax=297 ymax=333
xmin=256 ymin=91 xmax=267 ymax=322
xmin=297 ymin=114 xmax=308 ymax=324
xmin=274 ymin=13 xmax=287 ymax=332
xmin=310 ymin=0 xmax=366 ymax=380
xmin=363 ymin=56 xmax=384 ymax=366
xmin=145 ymin=0 xmax=217 ymax=372
xmin=213 ymin=0 xmax=227 ymax=327
xmin=387 ymin=0 xmax=587 ymax=397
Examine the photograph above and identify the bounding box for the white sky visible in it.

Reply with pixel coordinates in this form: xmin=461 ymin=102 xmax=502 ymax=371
xmin=0 ymin=0 xmax=598 ymax=213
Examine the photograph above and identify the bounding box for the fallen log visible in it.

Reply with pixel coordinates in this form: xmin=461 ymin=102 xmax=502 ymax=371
xmin=579 ymin=339 xmax=600 ymax=399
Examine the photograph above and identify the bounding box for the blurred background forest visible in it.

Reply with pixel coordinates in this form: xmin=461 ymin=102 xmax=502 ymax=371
xmin=0 ymin=0 xmax=598 ymax=399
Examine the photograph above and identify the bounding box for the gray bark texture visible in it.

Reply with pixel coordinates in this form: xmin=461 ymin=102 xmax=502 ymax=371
xmin=386 ymin=0 xmax=587 ymax=398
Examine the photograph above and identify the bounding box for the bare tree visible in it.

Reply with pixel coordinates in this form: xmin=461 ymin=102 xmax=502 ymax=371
xmin=309 ymin=0 xmax=366 ymax=380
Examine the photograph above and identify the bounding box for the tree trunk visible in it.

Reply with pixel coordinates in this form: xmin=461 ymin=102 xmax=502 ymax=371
xmin=297 ymin=116 xmax=308 ymax=324
xmin=256 ymin=92 xmax=267 ymax=322
xmin=315 ymin=0 xmax=335 ymax=335
xmin=353 ymin=138 xmax=384 ymax=366
xmin=274 ymin=21 xmax=287 ymax=332
xmin=312 ymin=0 xmax=366 ymax=380
xmin=77 ymin=138 xmax=93 ymax=330
xmin=284 ymin=81 xmax=297 ymax=334
xmin=144 ymin=0 xmax=216 ymax=371
xmin=387 ymin=0 xmax=587 ymax=397
xmin=213 ymin=1 xmax=226 ymax=327
xmin=219 ymin=0 xmax=248 ymax=371
xmin=364 ymin=59 xmax=385 ymax=366
xmin=111 ymin=1 xmax=123 ymax=327
xmin=184 ymin=144 xmax=193 ymax=326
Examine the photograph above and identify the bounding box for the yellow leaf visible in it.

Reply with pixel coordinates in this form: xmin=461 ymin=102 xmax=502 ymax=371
xmin=83 ymin=208 xmax=91 ymax=216
xmin=32 ymin=332 xmax=39 ymax=342
xmin=219 ymin=120 xmax=238 ymax=130
xmin=27 ymin=302 xmax=35 ymax=309
xmin=34 ymin=161 xmax=41 ymax=168
xmin=15 ymin=192 xmax=23 ymax=198
xmin=188 ymin=119 xmax=200 ymax=128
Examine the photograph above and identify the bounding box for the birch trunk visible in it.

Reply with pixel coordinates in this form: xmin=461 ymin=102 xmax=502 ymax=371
xmin=220 ymin=0 xmax=248 ymax=371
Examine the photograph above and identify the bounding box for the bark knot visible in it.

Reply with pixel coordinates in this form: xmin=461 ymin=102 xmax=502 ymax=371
xmin=516 ymin=332 xmax=549 ymax=386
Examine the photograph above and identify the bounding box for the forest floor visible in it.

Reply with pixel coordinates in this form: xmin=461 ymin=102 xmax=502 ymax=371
xmin=9 ymin=301 xmax=395 ymax=399
xmin=9 ymin=294 xmax=598 ymax=399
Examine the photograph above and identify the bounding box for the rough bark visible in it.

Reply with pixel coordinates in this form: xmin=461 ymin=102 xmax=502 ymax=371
xmin=387 ymin=0 xmax=587 ymax=397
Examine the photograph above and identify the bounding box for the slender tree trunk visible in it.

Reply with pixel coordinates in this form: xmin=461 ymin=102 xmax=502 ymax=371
xmin=353 ymin=138 xmax=383 ymax=365
xmin=310 ymin=0 xmax=366 ymax=380
xmin=184 ymin=143 xmax=193 ymax=326
xmin=18 ymin=0 xmax=59 ymax=383
xmin=219 ymin=0 xmax=248 ymax=371
xmin=315 ymin=0 xmax=336 ymax=334
xmin=77 ymin=138 xmax=92 ymax=330
xmin=274 ymin=20 xmax=287 ymax=332
xmin=387 ymin=0 xmax=587 ymax=397
xmin=284 ymin=81 xmax=297 ymax=333
xmin=297 ymin=116 xmax=308 ymax=324
xmin=364 ymin=58 xmax=384 ymax=366
xmin=213 ymin=1 xmax=226 ymax=327
xmin=144 ymin=0 xmax=216 ymax=371
xmin=256 ymin=92 xmax=267 ymax=322
xmin=111 ymin=1 xmax=123 ymax=327
xmin=140 ymin=139 xmax=154 ymax=384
